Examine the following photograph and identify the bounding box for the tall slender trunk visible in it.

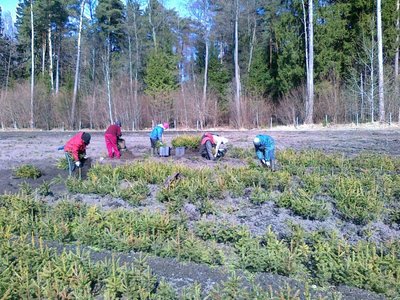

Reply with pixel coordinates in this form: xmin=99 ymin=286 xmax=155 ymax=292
xmin=48 ymin=25 xmax=54 ymax=90
xmin=234 ymin=0 xmax=242 ymax=127
xmin=302 ymin=0 xmax=309 ymax=101
xmin=192 ymin=57 xmax=201 ymax=128
xmin=128 ymin=34 xmax=134 ymax=117
xmin=30 ymin=0 xmax=35 ymax=129
xmin=305 ymin=0 xmax=314 ymax=124
xmin=55 ymin=37 xmax=60 ymax=94
xmin=41 ymin=35 xmax=46 ymax=75
xmin=180 ymin=59 xmax=188 ymax=127
xmin=133 ymin=6 xmax=140 ymax=128
xmin=247 ymin=16 xmax=256 ymax=73
xmin=148 ymin=0 xmax=157 ymax=49
xmin=105 ymin=35 xmax=113 ymax=124
xmin=90 ymin=48 xmax=96 ymax=129
xmin=395 ymin=0 xmax=400 ymax=97
xmin=377 ymin=0 xmax=385 ymax=122
xmin=71 ymin=0 xmax=85 ymax=129
xmin=371 ymin=42 xmax=375 ymax=122
xmin=360 ymin=72 xmax=364 ymax=121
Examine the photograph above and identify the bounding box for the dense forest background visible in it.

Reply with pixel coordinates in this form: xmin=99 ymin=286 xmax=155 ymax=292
xmin=0 ymin=0 xmax=399 ymax=130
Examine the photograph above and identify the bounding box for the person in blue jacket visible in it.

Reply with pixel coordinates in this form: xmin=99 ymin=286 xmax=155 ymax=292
xmin=253 ymin=134 xmax=275 ymax=170
xmin=149 ymin=122 xmax=169 ymax=155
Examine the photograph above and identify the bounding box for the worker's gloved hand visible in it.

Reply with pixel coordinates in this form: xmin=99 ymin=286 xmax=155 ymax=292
xmin=265 ymin=161 xmax=271 ymax=167
xmin=83 ymin=155 xmax=89 ymax=160
xmin=75 ymin=161 xmax=81 ymax=168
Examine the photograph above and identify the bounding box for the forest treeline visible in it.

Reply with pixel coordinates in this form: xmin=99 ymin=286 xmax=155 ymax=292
xmin=0 ymin=0 xmax=399 ymax=130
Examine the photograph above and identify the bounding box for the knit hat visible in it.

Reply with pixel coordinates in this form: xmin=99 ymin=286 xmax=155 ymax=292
xmin=82 ymin=132 xmax=91 ymax=145
xmin=163 ymin=122 xmax=169 ymax=129
xmin=253 ymin=137 xmax=261 ymax=146
xmin=115 ymin=120 xmax=122 ymax=127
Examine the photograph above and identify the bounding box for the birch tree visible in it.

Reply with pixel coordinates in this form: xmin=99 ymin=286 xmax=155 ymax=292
xmin=234 ymin=0 xmax=242 ymax=127
xmin=190 ymin=0 xmax=211 ymax=129
xmin=126 ymin=0 xmax=142 ymax=129
xmin=71 ymin=0 xmax=85 ymax=129
xmin=395 ymin=0 xmax=399 ymax=90
xmin=30 ymin=0 xmax=35 ymax=129
xmin=305 ymin=0 xmax=314 ymax=124
xmin=377 ymin=0 xmax=385 ymax=122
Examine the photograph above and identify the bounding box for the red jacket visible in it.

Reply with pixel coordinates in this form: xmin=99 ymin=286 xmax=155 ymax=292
xmin=105 ymin=124 xmax=122 ymax=137
xmin=64 ymin=132 xmax=87 ymax=161
xmin=201 ymin=133 xmax=215 ymax=145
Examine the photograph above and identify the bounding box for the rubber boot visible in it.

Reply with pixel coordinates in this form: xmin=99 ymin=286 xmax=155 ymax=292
xmin=270 ymin=159 xmax=276 ymax=172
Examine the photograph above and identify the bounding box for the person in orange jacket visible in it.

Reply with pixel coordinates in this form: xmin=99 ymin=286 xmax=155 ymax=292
xmin=64 ymin=132 xmax=91 ymax=175
xmin=105 ymin=120 xmax=122 ymax=159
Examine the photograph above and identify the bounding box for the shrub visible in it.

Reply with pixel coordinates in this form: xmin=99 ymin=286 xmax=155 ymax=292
xmin=329 ymin=175 xmax=383 ymax=224
xmin=171 ymin=134 xmax=201 ymax=150
xmin=56 ymin=157 xmax=69 ymax=170
xmin=13 ymin=164 xmax=42 ymax=179
xmin=276 ymin=189 xmax=331 ymax=221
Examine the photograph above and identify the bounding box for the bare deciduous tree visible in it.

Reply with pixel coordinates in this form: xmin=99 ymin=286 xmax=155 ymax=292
xmin=377 ymin=0 xmax=385 ymax=122
xmin=30 ymin=0 xmax=35 ymax=129
xmin=234 ymin=0 xmax=241 ymax=127
xmin=71 ymin=0 xmax=85 ymax=129
xmin=304 ymin=0 xmax=314 ymax=124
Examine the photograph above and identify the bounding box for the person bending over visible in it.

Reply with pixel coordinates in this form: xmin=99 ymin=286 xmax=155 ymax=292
xmin=105 ymin=120 xmax=122 ymax=159
xmin=64 ymin=132 xmax=91 ymax=175
xmin=149 ymin=122 xmax=169 ymax=156
xmin=253 ymin=134 xmax=275 ymax=170
xmin=199 ymin=133 xmax=228 ymax=161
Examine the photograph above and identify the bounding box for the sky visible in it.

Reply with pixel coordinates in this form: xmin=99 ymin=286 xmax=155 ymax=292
xmin=0 ymin=0 xmax=188 ymax=23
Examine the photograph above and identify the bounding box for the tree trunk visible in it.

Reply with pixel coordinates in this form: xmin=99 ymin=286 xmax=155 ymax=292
xmin=301 ymin=0 xmax=309 ymax=113
xmin=247 ymin=13 xmax=256 ymax=73
xmin=305 ymin=0 xmax=314 ymax=124
xmin=395 ymin=0 xmax=399 ymax=97
xmin=71 ymin=0 xmax=85 ymax=129
xmin=377 ymin=0 xmax=385 ymax=122
xmin=133 ymin=5 xmax=140 ymax=129
xmin=30 ymin=0 xmax=35 ymax=129
xmin=148 ymin=0 xmax=157 ymax=50
xmin=48 ymin=25 xmax=54 ymax=90
xmin=360 ymin=72 xmax=364 ymax=121
xmin=90 ymin=48 xmax=96 ymax=129
xmin=55 ymin=37 xmax=60 ymax=94
xmin=105 ymin=35 xmax=113 ymax=124
xmin=41 ymin=34 xmax=46 ymax=75
xmin=371 ymin=45 xmax=375 ymax=122
xmin=128 ymin=34 xmax=134 ymax=118
xmin=234 ymin=0 xmax=242 ymax=127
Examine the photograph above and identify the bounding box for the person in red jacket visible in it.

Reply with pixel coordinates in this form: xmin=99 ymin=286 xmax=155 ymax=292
xmin=64 ymin=132 xmax=91 ymax=175
xmin=105 ymin=120 xmax=122 ymax=159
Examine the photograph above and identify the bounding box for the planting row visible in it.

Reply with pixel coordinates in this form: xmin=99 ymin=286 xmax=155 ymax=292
xmin=0 ymin=235 xmax=318 ymax=299
xmin=58 ymin=149 xmax=400 ymax=225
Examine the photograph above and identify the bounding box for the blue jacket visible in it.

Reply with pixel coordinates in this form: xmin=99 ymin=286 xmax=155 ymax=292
xmin=150 ymin=124 xmax=164 ymax=140
xmin=255 ymin=134 xmax=275 ymax=161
